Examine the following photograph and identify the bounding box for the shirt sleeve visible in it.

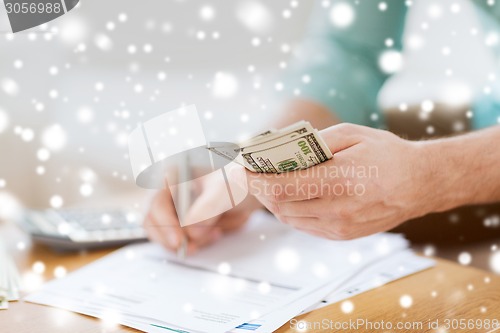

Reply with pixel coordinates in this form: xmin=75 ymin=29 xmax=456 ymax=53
xmin=470 ymin=1 xmax=500 ymax=129
xmin=284 ymin=0 xmax=408 ymax=127
xmin=472 ymin=0 xmax=500 ymax=23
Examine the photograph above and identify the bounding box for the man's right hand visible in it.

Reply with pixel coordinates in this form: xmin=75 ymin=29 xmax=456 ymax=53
xmin=143 ymin=175 xmax=262 ymax=254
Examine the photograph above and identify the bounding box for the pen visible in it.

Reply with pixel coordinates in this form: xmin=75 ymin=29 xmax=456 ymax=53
xmin=176 ymin=153 xmax=190 ymax=260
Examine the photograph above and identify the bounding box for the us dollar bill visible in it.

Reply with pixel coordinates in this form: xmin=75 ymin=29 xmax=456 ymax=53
xmin=207 ymin=121 xmax=332 ymax=173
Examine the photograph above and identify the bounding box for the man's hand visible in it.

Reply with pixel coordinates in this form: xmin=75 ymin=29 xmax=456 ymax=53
xmin=143 ymin=98 xmax=339 ymax=251
xmin=241 ymin=123 xmax=437 ymax=240
xmin=144 ymin=173 xmax=262 ymax=254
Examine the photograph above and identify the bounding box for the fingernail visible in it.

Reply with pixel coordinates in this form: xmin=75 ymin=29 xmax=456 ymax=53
xmin=167 ymin=232 xmax=179 ymax=248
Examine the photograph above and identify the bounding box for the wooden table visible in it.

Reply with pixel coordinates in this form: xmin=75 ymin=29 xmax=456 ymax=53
xmin=2 ymin=221 xmax=500 ymax=333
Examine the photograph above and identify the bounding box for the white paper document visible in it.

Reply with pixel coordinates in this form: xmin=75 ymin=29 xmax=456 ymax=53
xmin=0 ymin=240 xmax=21 ymax=310
xmin=25 ymin=211 xmax=434 ymax=333
xmin=229 ymin=250 xmax=434 ymax=333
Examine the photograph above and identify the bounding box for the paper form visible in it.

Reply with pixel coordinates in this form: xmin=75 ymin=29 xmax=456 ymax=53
xmin=26 ymin=245 xmax=315 ymax=332
xmin=228 ymin=250 xmax=434 ymax=333
xmin=25 ymin=211 xmax=430 ymax=333
xmin=163 ymin=212 xmax=410 ymax=287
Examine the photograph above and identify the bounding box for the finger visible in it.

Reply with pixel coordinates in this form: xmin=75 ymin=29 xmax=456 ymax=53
xmin=225 ymin=162 xmax=248 ymax=192
xmin=281 ymin=219 xmax=349 ymax=241
xmin=340 ymin=217 xmax=404 ymax=240
xmin=320 ymin=123 xmax=367 ymax=153
xmin=184 ymin=193 xmax=222 ymax=230
xmin=245 ymin=169 xmax=326 ymax=202
xmin=148 ymin=189 xmax=185 ymax=249
xmin=275 ymin=215 xmax=342 ymax=239
xmin=275 ymin=215 xmax=319 ymax=229
xmin=144 ymin=215 xmax=179 ymax=251
xmin=217 ymin=209 xmax=253 ymax=233
xmin=183 ymin=180 xmax=229 ymax=240
xmin=260 ymin=197 xmax=323 ymax=218
xmin=187 ymin=227 xmax=223 ymax=251
xmin=143 ymin=217 xmax=163 ymax=243
xmin=295 ymin=227 xmax=342 ymax=240
xmin=289 ymin=219 xmax=353 ymax=241
xmin=184 ymin=217 xmax=220 ymax=243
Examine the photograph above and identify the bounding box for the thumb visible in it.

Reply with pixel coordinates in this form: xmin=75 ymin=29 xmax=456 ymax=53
xmin=225 ymin=162 xmax=248 ymax=193
xmin=183 ymin=188 xmax=223 ymax=226
xmin=320 ymin=123 xmax=366 ymax=153
xmin=183 ymin=174 xmax=231 ymax=239
xmin=184 ymin=190 xmax=222 ymax=241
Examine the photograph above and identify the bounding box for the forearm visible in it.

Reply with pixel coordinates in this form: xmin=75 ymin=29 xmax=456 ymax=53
xmin=422 ymin=126 xmax=500 ymax=211
xmin=271 ymin=99 xmax=340 ymax=130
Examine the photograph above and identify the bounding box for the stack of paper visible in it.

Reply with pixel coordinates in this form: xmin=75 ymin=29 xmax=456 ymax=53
xmin=26 ymin=212 xmax=434 ymax=332
xmin=0 ymin=241 xmax=21 ymax=310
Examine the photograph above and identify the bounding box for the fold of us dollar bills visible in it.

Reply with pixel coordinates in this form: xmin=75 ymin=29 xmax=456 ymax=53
xmin=207 ymin=121 xmax=332 ymax=173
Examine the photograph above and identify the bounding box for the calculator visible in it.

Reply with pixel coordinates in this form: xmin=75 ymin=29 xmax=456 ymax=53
xmin=19 ymin=208 xmax=147 ymax=251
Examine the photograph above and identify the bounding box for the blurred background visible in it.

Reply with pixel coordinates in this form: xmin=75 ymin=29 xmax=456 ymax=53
xmin=1 ymin=0 xmax=499 ymax=271
xmin=0 ymin=0 xmax=318 ymax=213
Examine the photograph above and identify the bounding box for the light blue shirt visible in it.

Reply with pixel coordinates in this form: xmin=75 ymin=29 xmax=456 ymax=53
xmin=286 ymin=0 xmax=500 ymax=129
